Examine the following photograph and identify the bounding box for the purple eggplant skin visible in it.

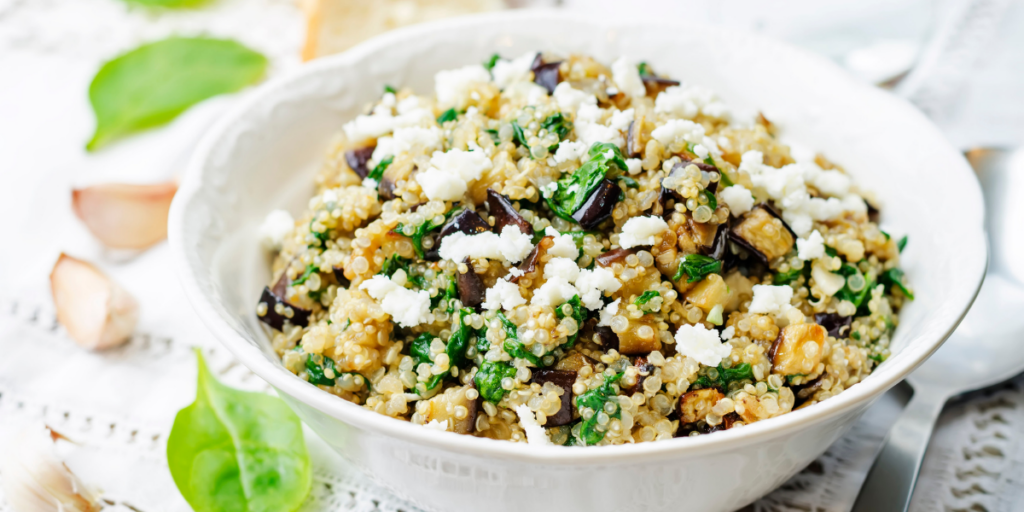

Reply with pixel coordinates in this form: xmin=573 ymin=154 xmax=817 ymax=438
xmin=332 ymin=266 xmax=351 ymax=288
xmin=571 ymin=179 xmax=620 ymax=229
xmin=626 ymin=121 xmax=642 ymax=158
xmin=438 ymin=209 xmax=491 ymax=240
xmin=668 ymin=159 xmax=720 ymax=194
xmin=865 ymin=199 xmax=881 ymax=223
xmin=702 ymin=220 xmax=730 ymax=261
xmin=640 ymin=75 xmax=681 ymax=97
xmin=593 ymin=325 xmax=619 ymax=352
xmin=756 ymin=203 xmax=797 ymax=238
xmin=531 ymin=369 xmax=577 ymax=426
xmin=457 ymin=257 xmax=486 ymax=310
xmin=814 ymin=313 xmax=853 ymax=339
xmin=624 ymin=355 xmax=654 ymax=395
xmin=596 ymin=247 xmax=634 ymax=267
xmin=257 ymin=286 xmax=311 ymax=331
xmin=509 ymin=237 xmax=548 ymax=284
xmin=728 ymin=230 xmax=769 ymax=266
xmin=530 ymin=53 xmax=562 ymax=94
xmin=487 ymin=189 xmax=534 ymax=236
xmin=344 ymin=145 xmax=375 ymax=179
xmin=271 ymin=270 xmax=290 ymax=297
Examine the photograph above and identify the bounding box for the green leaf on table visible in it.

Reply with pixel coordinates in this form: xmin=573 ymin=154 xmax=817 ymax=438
xmin=87 ymin=37 xmax=267 ymax=151
xmin=167 ymin=349 xmax=311 ymax=512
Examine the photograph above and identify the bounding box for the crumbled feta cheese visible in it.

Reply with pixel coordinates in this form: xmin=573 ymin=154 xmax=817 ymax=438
xmin=259 ymin=209 xmax=294 ymax=250
xmin=654 ymin=85 xmax=731 ymax=121
xmin=423 ymin=419 xmax=448 ymax=431
xmin=597 ymin=298 xmax=621 ymax=327
xmin=650 ymin=118 xmax=705 ymax=146
xmin=438 ymin=226 xmax=535 ymax=263
xmin=430 ymin=149 xmax=492 ymax=182
xmin=553 ymin=82 xmax=597 ymax=112
xmin=435 ymin=65 xmax=491 ymax=107
xmin=381 ymin=92 xmax=396 ymax=108
xmin=544 ymin=227 xmax=580 ymax=259
xmin=797 ymin=230 xmax=826 ymax=260
xmin=618 ymin=216 xmax=669 ymax=248
xmin=416 ymin=167 xmax=467 ymax=201
xmin=625 ymin=158 xmax=642 ymax=174
xmin=808 ymin=169 xmax=851 ymax=196
xmin=359 ymin=275 xmax=431 ymax=327
xmin=611 ymin=57 xmax=647 ymax=98
xmin=574 ymin=267 xmax=622 ymax=310
xmin=720 ymin=325 xmax=736 ymax=341
xmin=552 ymin=141 xmax=588 ymax=165
xmin=720 ymin=185 xmax=755 ymax=216
xmin=692 ymin=144 xmax=709 ymax=159
xmin=482 ymin=278 xmax=527 ymax=311
xmin=504 ymin=81 xmax=550 ymax=106
xmin=748 ymin=285 xmax=794 ymax=315
xmin=811 ymin=261 xmax=846 ymax=296
xmin=342 ymin=111 xmax=394 ymax=142
xmin=576 ymin=121 xmax=624 ymax=149
xmin=543 ymin=257 xmax=581 ymax=283
xmin=540 ymin=181 xmax=559 ymax=198
xmin=576 ymin=103 xmax=602 ymax=123
xmin=674 ymin=323 xmax=731 ymax=367
xmin=515 ymin=404 xmax=552 ymax=445
xmin=608 ymin=108 xmax=635 ymax=132
xmin=491 ymin=51 xmax=538 ymax=89
xmin=362 ymin=177 xmax=378 ymax=189
xmin=530 ymin=277 xmax=579 ymax=307
xmin=369 ymin=127 xmax=443 ymax=166
xmin=508 ymin=267 xmax=525 ymax=278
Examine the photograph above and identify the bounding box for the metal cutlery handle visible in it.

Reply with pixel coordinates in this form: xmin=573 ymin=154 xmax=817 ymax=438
xmin=850 ymin=391 xmax=948 ymax=512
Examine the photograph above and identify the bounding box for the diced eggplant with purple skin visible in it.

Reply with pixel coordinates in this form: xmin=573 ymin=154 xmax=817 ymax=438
xmin=509 ymin=236 xmax=548 ymax=284
xmin=865 ymin=199 xmax=880 ymax=223
xmin=814 ymin=312 xmax=853 ymax=339
xmin=769 ymin=323 xmax=827 ymax=376
xmin=257 ymin=287 xmax=311 ymax=331
xmin=457 ymin=257 xmax=486 ymax=309
xmin=344 ymin=145 xmax=375 ymax=179
xmin=729 ymin=203 xmax=796 ymax=264
xmin=624 ymin=355 xmax=654 ymax=395
xmin=530 ymin=53 xmax=562 ymax=94
xmin=571 ymin=179 xmax=619 ymax=229
xmin=700 ymin=219 xmax=730 ymax=261
xmin=640 ymin=75 xmax=680 ymax=97
xmin=271 ymin=270 xmax=289 ymax=297
xmin=593 ymin=325 xmax=619 ymax=352
xmin=531 ymin=369 xmax=576 ymax=426
xmin=626 ymin=120 xmax=642 ymax=158
xmin=438 ymin=208 xmax=491 ymax=240
xmin=487 ymin=189 xmax=534 ymax=236
xmin=379 ymin=164 xmax=412 ymax=201
xmin=676 ymin=388 xmax=724 ymax=427
xmin=332 ymin=266 xmax=351 ymax=288
xmin=596 ymin=247 xmax=634 ymax=267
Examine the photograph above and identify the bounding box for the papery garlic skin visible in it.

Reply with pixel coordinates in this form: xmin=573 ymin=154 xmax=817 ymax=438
xmin=50 ymin=253 xmax=139 ymax=350
xmin=0 ymin=425 xmax=101 ymax=512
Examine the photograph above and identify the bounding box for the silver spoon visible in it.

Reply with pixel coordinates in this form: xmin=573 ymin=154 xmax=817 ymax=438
xmin=851 ymin=147 xmax=1024 ymax=512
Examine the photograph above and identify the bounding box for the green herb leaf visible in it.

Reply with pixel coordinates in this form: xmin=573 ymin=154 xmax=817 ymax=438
xmin=305 ymin=353 xmax=337 ymax=386
xmin=718 ymin=171 xmax=735 ymax=187
xmin=511 ymin=121 xmax=529 ymax=148
xmin=384 ymin=84 xmax=397 ymax=94
xmin=691 ymin=363 xmax=754 ymax=391
xmin=544 ymin=142 xmax=627 ymax=222
xmin=618 ymin=176 xmax=640 ymax=188
xmin=366 ymin=155 xmax=393 ymax=182
xmin=484 ymin=53 xmax=502 ymax=71
xmin=87 ymin=37 xmax=267 ymax=151
xmin=555 ymin=296 xmax=587 ymax=348
xmin=498 ymin=312 xmax=540 ymax=365
xmin=880 ymin=268 xmax=914 ymax=300
xmin=436 ymin=108 xmax=458 ymax=124
xmin=897 ymin=235 xmax=908 ymax=253
xmin=772 ymin=267 xmax=803 ymax=285
xmin=633 ymin=290 xmax=660 ymax=313
xmin=168 ymin=349 xmax=311 ymax=512
xmin=540 ymin=113 xmax=572 ymax=147
xmin=291 ymin=264 xmax=319 ymax=285
xmin=701 ymin=189 xmax=717 ymax=210
xmin=395 ymin=213 xmax=446 ymax=259
xmin=672 ymin=254 xmax=722 ymax=283
xmin=409 ymin=333 xmax=444 ymax=394
xmin=577 ymin=372 xmax=623 ymax=445
xmin=637 ymin=62 xmax=650 ymax=76
xmin=378 ymin=254 xmax=411 ymax=277
xmin=474 ymin=361 xmax=517 ymax=403
xmin=307 ymin=219 xmax=330 ymax=248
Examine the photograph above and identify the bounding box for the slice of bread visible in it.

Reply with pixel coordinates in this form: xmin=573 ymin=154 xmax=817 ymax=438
xmin=300 ymin=0 xmax=507 ymax=61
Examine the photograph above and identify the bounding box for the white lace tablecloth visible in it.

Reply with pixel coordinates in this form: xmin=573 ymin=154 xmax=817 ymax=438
xmin=2 ymin=1 xmax=1023 ymax=511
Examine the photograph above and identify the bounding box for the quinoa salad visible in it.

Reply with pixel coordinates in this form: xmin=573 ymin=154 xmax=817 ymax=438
xmin=255 ymin=52 xmax=913 ymax=446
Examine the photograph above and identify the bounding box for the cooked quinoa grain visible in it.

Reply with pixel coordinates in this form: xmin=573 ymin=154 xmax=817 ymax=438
xmin=256 ymin=52 xmax=912 ymax=446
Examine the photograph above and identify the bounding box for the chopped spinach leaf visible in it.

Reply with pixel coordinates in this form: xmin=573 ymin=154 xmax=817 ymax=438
xmin=633 ymin=290 xmax=660 ymax=313
xmin=341 ymin=319 xmax=351 ymax=331
xmin=555 ymin=296 xmax=587 ymax=349
xmin=672 ymin=254 xmax=722 ymax=283
xmin=292 ymin=263 xmax=319 ymax=285
xmin=395 ymin=214 xmax=446 ymax=259
xmin=483 ymin=53 xmax=501 ymax=71
xmin=510 ymin=120 xmax=529 ymax=148
xmin=308 ymin=218 xmax=330 ymax=248
xmin=446 ymin=308 xmax=479 ymax=369
xmin=868 ymin=353 xmax=885 ymax=363
xmin=718 ymin=171 xmax=735 ymax=187
xmin=436 ymin=108 xmax=458 ymax=124
xmin=484 ymin=128 xmax=500 ymax=145
xmin=384 ymin=84 xmax=396 ymax=94
xmin=577 ymin=372 xmax=624 ymax=445
xmin=474 ymin=361 xmax=517 ymax=403
xmin=540 ymin=112 xmax=572 ymax=149
xmin=897 ymin=235 xmax=908 ymax=253
xmin=305 ymin=354 xmax=337 ymax=386
xmin=497 ymin=311 xmax=540 ymax=365
xmin=880 ymin=268 xmax=914 ymax=300
xmin=785 ymin=373 xmax=806 ymax=385
xmin=378 ymin=254 xmax=412 ymax=277
xmin=824 ymin=246 xmax=838 ymax=258
xmin=618 ymin=176 xmax=640 ymax=188
xmin=881 ymin=230 xmax=891 ymax=240
xmin=690 ymin=363 xmax=754 ymax=390
xmin=544 ymin=142 xmax=627 ymax=222
xmin=409 ymin=333 xmax=444 ymax=393
xmin=701 ymin=189 xmax=717 ymax=210
xmin=637 ymin=61 xmax=650 ymax=76
xmin=366 ymin=155 xmax=393 ymax=182
xmin=773 ymin=267 xmax=803 ymax=285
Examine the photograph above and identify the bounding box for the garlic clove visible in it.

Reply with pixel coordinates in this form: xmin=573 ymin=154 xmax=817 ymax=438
xmin=0 ymin=425 xmax=101 ymax=512
xmin=71 ymin=182 xmax=177 ymax=250
xmin=50 ymin=253 xmax=138 ymax=350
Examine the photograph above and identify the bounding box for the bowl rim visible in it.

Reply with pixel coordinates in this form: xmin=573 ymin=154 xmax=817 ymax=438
xmin=169 ymin=9 xmax=987 ymax=464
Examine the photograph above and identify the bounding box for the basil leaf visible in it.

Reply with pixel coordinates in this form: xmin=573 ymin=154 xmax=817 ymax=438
xmin=436 ymin=108 xmax=458 ymax=124
xmin=168 ymin=350 xmax=311 ymax=512
xmin=577 ymin=372 xmax=623 ymax=445
xmin=474 ymin=361 xmax=517 ymax=403
xmin=544 ymin=142 xmax=626 ymax=221
xmin=672 ymin=254 xmax=722 ymax=283
xmin=87 ymin=37 xmax=267 ymax=151
xmin=366 ymin=155 xmax=393 ymax=182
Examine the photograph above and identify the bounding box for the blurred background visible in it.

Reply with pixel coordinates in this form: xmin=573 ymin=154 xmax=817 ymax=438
xmin=0 ymin=0 xmax=1021 ymax=511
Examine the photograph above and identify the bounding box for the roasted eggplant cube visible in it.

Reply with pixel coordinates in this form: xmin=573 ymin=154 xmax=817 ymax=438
xmin=730 ymin=205 xmax=795 ymax=262
xmin=418 ymin=385 xmax=478 ymax=434
xmin=625 ymin=356 xmax=654 ymax=395
xmin=530 ymin=54 xmax=563 ymax=94
xmin=814 ymin=312 xmax=853 ymax=338
xmin=571 ymin=179 xmax=619 ymax=229
xmin=439 ymin=208 xmax=491 ymax=240
xmin=769 ymin=323 xmax=827 ymax=376
xmin=596 ymin=247 xmax=634 ymax=267
xmin=487 ymin=189 xmax=534 ymax=236
xmin=344 ymin=145 xmax=375 ymax=179
xmin=684 ymin=273 xmax=729 ymax=313
xmin=457 ymin=257 xmax=486 ymax=309
xmin=618 ymin=317 xmax=661 ymax=355
xmin=593 ymin=325 xmax=619 ymax=352
xmin=510 ymin=236 xmax=549 ymax=283
xmin=554 ymin=351 xmax=597 ymax=372
xmin=531 ymin=369 xmax=576 ymax=426
xmin=677 ymin=388 xmax=724 ymax=424
xmin=256 ymin=286 xmax=311 ymax=331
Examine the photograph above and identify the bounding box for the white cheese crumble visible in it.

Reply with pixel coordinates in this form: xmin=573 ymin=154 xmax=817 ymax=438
xmin=482 ymin=278 xmax=527 ymax=311
xmin=552 ymin=141 xmax=588 ymax=165
xmin=543 ymin=257 xmax=581 ymax=283
xmin=438 ymin=225 xmax=535 ymax=264
xmin=597 ymin=298 xmax=621 ymax=327
xmin=507 ymin=267 xmax=525 ymax=278
xmin=434 ymin=65 xmax=491 ymax=107
xmin=748 ymin=285 xmax=794 ymax=316
xmin=611 ymin=57 xmax=647 ymax=98
xmin=491 ymin=51 xmax=538 ymax=89
xmin=530 ymin=276 xmax=579 ymax=307
xmin=423 ymin=419 xmax=448 ymax=431
xmin=650 ymin=118 xmax=705 ymax=146
xmin=553 ymin=82 xmax=597 ymax=112
xmin=415 ymin=148 xmax=493 ymax=201
xmin=574 ymin=267 xmax=622 ymax=310
xmin=625 ymin=158 xmax=642 ymax=174
xmin=720 ymin=185 xmax=755 ymax=216
xmin=654 ymin=85 xmax=731 ymax=121
xmin=721 ymin=325 xmax=736 ymax=341
xmin=259 ymin=209 xmax=294 ymax=250
xmin=359 ymin=274 xmax=431 ymax=328
xmin=608 ymin=108 xmax=635 ymax=132
xmin=797 ymin=230 xmax=826 ymax=261
xmin=515 ymin=404 xmax=553 ymax=445
xmin=342 ymin=111 xmax=394 ymax=142
xmin=544 ymin=227 xmax=580 ymax=259
xmin=674 ymin=323 xmax=731 ymax=367
xmin=416 ymin=167 xmax=466 ymax=201
xmin=576 ymin=121 xmax=624 ymax=149
xmin=618 ymin=216 xmax=669 ymax=248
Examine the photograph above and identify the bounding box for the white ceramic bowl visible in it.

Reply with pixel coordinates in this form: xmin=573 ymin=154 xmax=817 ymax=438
xmin=169 ymin=11 xmax=986 ymax=512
